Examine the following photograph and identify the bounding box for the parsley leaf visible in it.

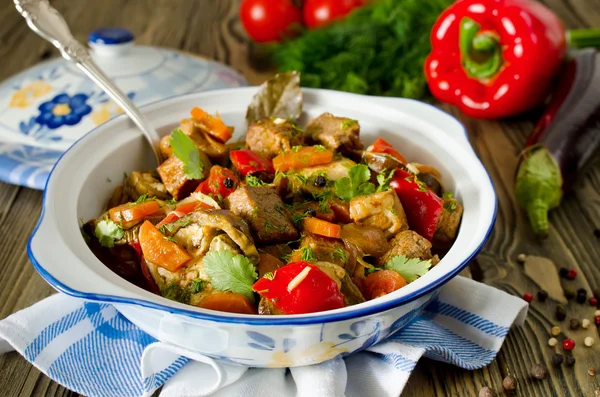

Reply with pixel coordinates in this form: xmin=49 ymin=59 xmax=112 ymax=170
xmin=444 ymin=199 xmax=457 ymax=213
xmin=94 ymin=219 xmax=124 ymax=248
xmin=341 ymin=119 xmax=358 ymax=130
xmin=443 ymin=192 xmax=453 ymax=200
xmin=376 ymin=169 xmax=396 ymax=192
xmin=246 ymin=174 xmax=268 ymax=186
xmin=332 ymin=248 xmax=348 ymax=264
xmin=300 ymin=246 xmax=317 ymax=262
xmin=263 ymin=272 xmax=275 ymax=280
xmin=202 ymin=250 xmax=258 ymax=300
xmin=334 ymin=164 xmax=376 ymax=201
xmin=385 ymin=254 xmax=432 ymax=283
xmin=170 ymin=129 xmax=205 ymax=179
xmin=190 ymin=278 xmax=206 ymax=294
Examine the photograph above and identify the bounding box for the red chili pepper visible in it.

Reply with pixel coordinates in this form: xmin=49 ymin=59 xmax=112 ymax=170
xmin=390 ymin=168 xmax=443 ymax=241
xmin=425 ymin=0 xmax=568 ymax=119
xmin=230 ymin=150 xmax=275 ymax=176
xmin=253 ymin=261 xmax=345 ymax=314
xmin=369 ymin=138 xmax=407 ymax=164
xmin=195 ymin=165 xmax=239 ymax=201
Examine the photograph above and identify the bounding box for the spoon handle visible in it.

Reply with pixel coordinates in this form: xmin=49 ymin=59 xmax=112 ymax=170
xmin=14 ymin=0 xmax=163 ymax=164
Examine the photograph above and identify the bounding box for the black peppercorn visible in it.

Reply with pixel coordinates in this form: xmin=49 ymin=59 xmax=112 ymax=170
xmin=314 ymin=175 xmax=327 ymax=187
xmin=559 ymin=267 xmax=569 ymax=278
xmin=576 ymin=290 xmax=587 ymax=304
xmin=551 ymin=353 xmax=564 ymax=366
xmin=570 ymin=319 xmax=581 ymax=330
xmin=556 ymin=305 xmax=566 ymax=321
xmin=564 ymin=288 xmax=576 ymax=300
xmin=594 ymin=229 xmax=600 ymax=238
xmin=577 ymin=288 xmax=587 ymax=295
xmin=565 ymin=356 xmax=576 ymax=367
xmin=305 ymin=208 xmax=317 ymax=217
xmin=223 ymin=177 xmax=234 ymax=189
xmin=537 ymin=290 xmax=548 ymax=302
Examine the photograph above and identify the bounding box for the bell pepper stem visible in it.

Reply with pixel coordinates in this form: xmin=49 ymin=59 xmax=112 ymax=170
xmin=567 ymin=29 xmax=600 ymax=49
xmin=526 ymin=199 xmax=550 ymax=239
xmin=459 ymin=17 xmax=503 ymax=80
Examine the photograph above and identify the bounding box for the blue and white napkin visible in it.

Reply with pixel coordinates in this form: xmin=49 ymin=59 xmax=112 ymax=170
xmin=0 ymin=277 xmax=527 ymax=397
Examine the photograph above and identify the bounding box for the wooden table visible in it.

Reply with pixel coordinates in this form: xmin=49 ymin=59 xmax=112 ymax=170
xmin=0 ymin=0 xmax=598 ymax=395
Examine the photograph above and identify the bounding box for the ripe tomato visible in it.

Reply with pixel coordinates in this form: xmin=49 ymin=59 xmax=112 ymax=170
xmin=303 ymin=0 xmax=364 ymax=29
xmin=240 ymin=0 xmax=302 ymax=43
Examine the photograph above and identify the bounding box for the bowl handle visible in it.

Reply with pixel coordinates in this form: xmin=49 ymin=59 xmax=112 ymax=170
xmin=159 ymin=313 xmax=229 ymax=354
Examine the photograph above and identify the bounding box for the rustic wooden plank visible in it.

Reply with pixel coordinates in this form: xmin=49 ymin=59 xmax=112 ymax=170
xmin=0 ymin=0 xmax=599 ymax=396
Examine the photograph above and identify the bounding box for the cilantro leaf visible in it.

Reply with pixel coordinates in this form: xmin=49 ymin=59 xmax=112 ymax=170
xmin=202 ymin=250 xmax=258 ymax=300
xmin=376 ymin=169 xmax=396 ymax=192
xmin=94 ymin=219 xmax=124 ymax=248
xmin=191 ymin=278 xmax=206 ymax=294
xmin=170 ymin=129 xmax=205 ymax=179
xmin=384 ymin=254 xmax=432 ymax=283
xmin=341 ymin=119 xmax=358 ymax=130
xmin=334 ymin=164 xmax=376 ymax=201
xmin=246 ymin=174 xmax=268 ymax=186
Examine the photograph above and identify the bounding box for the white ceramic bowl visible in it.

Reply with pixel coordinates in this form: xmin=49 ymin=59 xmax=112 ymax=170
xmin=28 ymin=88 xmax=496 ymax=367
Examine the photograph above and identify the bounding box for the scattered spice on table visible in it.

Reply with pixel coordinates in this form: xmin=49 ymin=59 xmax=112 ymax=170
xmin=595 ymin=315 xmax=600 ymax=325
xmin=502 ymin=375 xmax=517 ymax=391
xmin=588 ymin=367 xmax=596 ymax=377
xmin=576 ymin=288 xmax=587 ymax=303
xmin=566 ymin=356 xmax=576 ymax=367
xmin=551 ymin=325 xmax=561 ymax=336
xmin=479 ymin=386 xmax=495 ymax=397
xmin=537 ymin=290 xmax=548 ymax=302
xmin=548 ymin=337 xmax=558 ymax=347
xmin=584 ymin=337 xmax=595 ymax=347
xmin=559 ymin=267 xmax=569 ymax=278
xmin=564 ymin=288 xmax=576 ymax=300
xmin=530 ymin=364 xmax=548 ymax=380
xmin=595 ymin=310 xmax=600 ymax=317
xmin=551 ymin=353 xmax=564 ymax=365
xmin=567 ymin=269 xmax=577 ymax=279
xmin=523 ymin=293 xmax=534 ymax=303
xmin=569 ymin=319 xmax=581 ymax=330
xmin=563 ymin=338 xmax=575 ymax=351
xmin=582 ymin=319 xmax=591 ymax=329
xmin=517 ymin=253 xmax=527 ymax=263
xmin=556 ymin=305 xmax=567 ymax=321
xmin=589 ymin=296 xmax=598 ymax=307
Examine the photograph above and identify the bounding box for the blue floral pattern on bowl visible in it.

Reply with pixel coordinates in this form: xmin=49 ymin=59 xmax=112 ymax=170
xmin=36 ymin=93 xmax=92 ymax=129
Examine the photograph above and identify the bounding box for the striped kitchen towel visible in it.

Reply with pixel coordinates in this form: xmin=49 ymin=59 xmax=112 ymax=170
xmin=0 ymin=277 xmax=527 ymax=397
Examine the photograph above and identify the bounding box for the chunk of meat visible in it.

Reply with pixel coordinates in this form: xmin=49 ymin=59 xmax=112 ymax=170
xmin=290 ymin=233 xmax=349 ymax=268
xmin=246 ymin=118 xmax=303 ymax=159
xmin=377 ymin=230 xmax=439 ymax=267
xmin=156 ymin=156 xmax=204 ymax=200
xmin=224 ymin=186 xmax=298 ymax=244
xmin=349 ymin=190 xmax=408 ymax=238
xmin=340 ymin=223 xmax=390 ymax=257
xmin=305 ymin=113 xmax=364 ymax=152
xmin=123 ymin=171 xmax=171 ymax=201
xmin=259 ymin=244 xmax=293 ymax=263
xmin=162 ymin=119 xmax=229 ymax=164
xmin=434 ymin=198 xmax=463 ymax=244
xmin=288 ymin=201 xmax=335 ymax=224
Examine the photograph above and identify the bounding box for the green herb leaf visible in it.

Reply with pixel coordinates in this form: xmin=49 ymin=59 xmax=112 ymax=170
xmin=170 ymin=129 xmax=205 ymax=179
xmin=443 ymin=192 xmax=453 ymax=200
xmin=385 ymin=254 xmax=432 ymax=283
xmin=334 ymin=164 xmax=376 ymax=201
xmin=332 ymin=248 xmax=348 ymax=265
xmin=444 ymin=199 xmax=457 ymax=213
xmin=202 ymin=250 xmax=258 ymax=300
xmin=300 ymin=246 xmax=317 ymax=262
xmin=263 ymin=272 xmax=275 ymax=280
xmin=191 ymin=278 xmax=206 ymax=294
xmin=376 ymin=169 xmax=396 ymax=192
xmin=94 ymin=219 xmax=125 ymax=248
xmin=246 ymin=174 xmax=268 ymax=187
xmin=341 ymin=119 xmax=358 ymax=130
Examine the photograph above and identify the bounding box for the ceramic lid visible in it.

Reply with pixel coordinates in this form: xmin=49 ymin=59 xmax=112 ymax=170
xmin=0 ymin=27 xmax=247 ymax=190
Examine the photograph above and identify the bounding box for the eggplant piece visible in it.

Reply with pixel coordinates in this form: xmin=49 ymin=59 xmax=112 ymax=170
xmin=515 ymin=50 xmax=600 ymax=237
xmin=417 ymin=172 xmax=442 ymax=196
xmin=362 ymin=151 xmax=404 ymax=173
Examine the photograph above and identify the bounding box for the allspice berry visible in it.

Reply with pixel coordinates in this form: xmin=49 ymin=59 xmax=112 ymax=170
xmin=479 ymin=386 xmax=496 ymax=397
xmin=530 ymin=364 xmax=548 ymax=380
xmin=502 ymin=375 xmax=517 ymax=391
xmin=570 ymin=318 xmax=581 ymax=330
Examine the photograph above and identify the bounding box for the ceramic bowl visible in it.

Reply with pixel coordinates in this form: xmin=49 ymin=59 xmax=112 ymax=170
xmin=28 ymin=88 xmax=496 ymax=367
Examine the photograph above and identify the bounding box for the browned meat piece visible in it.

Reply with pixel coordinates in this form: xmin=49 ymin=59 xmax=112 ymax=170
xmin=289 ymin=233 xmax=349 ymax=268
xmin=123 ymin=171 xmax=171 ymax=202
xmin=259 ymin=244 xmax=293 ymax=263
xmin=434 ymin=198 xmax=463 ymax=244
xmin=258 ymin=296 xmax=285 ymax=315
xmin=246 ymin=118 xmax=303 ymax=159
xmin=288 ymin=201 xmax=334 ymax=224
xmin=156 ymin=157 xmax=202 ymax=200
xmin=305 ymin=113 xmax=364 ymax=152
xmin=340 ymin=223 xmax=390 ymax=257
xmin=349 ymin=190 xmax=408 ymax=238
xmin=256 ymin=253 xmax=283 ymax=278
xmin=377 ymin=230 xmax=438 ymax=266
xmin=161 ymin=119 xmax=229 ymax=164
xmin=224 ymin=186 xmax=298 ymax=244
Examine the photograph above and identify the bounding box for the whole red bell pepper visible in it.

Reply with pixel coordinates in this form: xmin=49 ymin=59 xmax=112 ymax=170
xmin=253 ymin=261 xmax=345 ymax=314
xmin=390 ymin=168 xmax=443 ymax=241
xmin=425 ymin=0 xmax=569 ymax=119
xmin=195 ymin=165 xmax=239 ymax=201
xmin=230 ymin=150 xmax=275 ymax=176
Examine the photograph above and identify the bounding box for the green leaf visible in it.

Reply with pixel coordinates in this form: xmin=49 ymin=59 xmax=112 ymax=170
xmin=300 ymin=246 xmax=317 ymax=262
xmin=94 ymin=219 xmax=124 ymax=248
xmin=202 ymin=250 xmax=258 ymax=300
xmin=341 ymin=119 xmax=358 ymax=130
xmin=334 ymin=164 xmax=376 ymax=201
xmin=246 ymin=174 xmax=268 ymax=187
xmin=169 ymin=129 xmax=205 ymax=179
xmin=376 ymin=169 xmax=396 ymax=192
xmin=246 ymin=71 xmax=303 ymax=124
xmin=191 ymin=278 xmax=206 ymax=294
xmin=385 ymin=254 xmax=432 ymax=283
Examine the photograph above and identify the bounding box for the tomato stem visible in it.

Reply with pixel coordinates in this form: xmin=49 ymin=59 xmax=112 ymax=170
xmin=567 ymin=29 xmax=600 ymax=49
xmin=459 ymin=17 xmax=503 ymax=80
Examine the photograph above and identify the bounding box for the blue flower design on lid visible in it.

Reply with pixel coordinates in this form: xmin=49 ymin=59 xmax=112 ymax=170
xmin=36 ymin=93 xmax=92 ymax=129
xmin=88 ymin=27 xmax=134 ymax=45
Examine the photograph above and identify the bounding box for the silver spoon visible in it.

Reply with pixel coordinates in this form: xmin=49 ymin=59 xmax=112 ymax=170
xmin=14 ymin=0 xmax=164 ymax=164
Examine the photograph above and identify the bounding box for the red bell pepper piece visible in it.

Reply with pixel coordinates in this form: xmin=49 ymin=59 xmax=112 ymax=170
xmin=230 ymin=150 xmax=274 ymax=176
xmin=425 ymin=0 xmax=568 ymax=119
xmin=253 ymin=262 xmax=345 ymax=314
xmin=390 ymin=168 xmax=443 ymax=241
xmin=194 ymin=165 xmax=239 ymax=201
xmin=369 ymin=138 xmax=406 ymax=164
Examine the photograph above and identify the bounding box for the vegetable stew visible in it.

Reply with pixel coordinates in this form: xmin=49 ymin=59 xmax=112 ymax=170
xmin=82 ymin=72 xmax=463 ymax=315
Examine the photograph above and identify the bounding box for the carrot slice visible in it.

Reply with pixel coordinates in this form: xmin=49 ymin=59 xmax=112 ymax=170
xmin=197 ymin=292 xmax=258 ymax=314
xmin=364 ymin=270 xmax=407 ymax=300
xmin=302 ymin=217 xmax=341 ymax=239
xmin=191 ymin=107 xmax=232 ymax=143
xmin=272 ymin=146 xmax=334 ymax=172
xmin=109 ymin=201 xmax=162 ymax=229
xmin=138 ymin=221 xmax=191 ymax=272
